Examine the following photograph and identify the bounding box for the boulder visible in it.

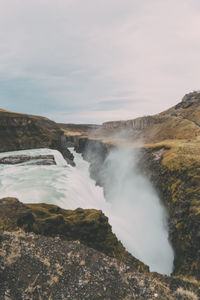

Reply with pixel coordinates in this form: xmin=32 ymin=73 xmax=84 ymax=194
xmin=0 ymin=154 xmax=56 ymax=165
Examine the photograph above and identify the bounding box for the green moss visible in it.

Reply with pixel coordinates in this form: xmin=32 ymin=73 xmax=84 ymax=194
xmin=0 ymin=110 xmax=65 ymax=154
xmin=160 ymin=163 xmax=199 ymax=278
xmin=144 ymin=139 xmax=200 ymax=280
xmin=0 ymin=198 xmax=149 ymax=273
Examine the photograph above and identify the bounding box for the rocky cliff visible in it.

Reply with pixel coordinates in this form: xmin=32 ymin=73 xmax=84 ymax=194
xmin=139 ymin=144 xmax=200 ymax=280
xmin=92 ymin=91 xmax=200 ymax=142
xmin=70 ymin=137 xmax=200 ymax=280
xmin=59 ymin=92 xmax=200 ymax=144
xmin=102 ymin=115 xmax=157 ymax=131
xmin=61 ymin=92 xmax=200 ymax=281
xmin=0 ymin=109 xmax=74 ymax=164
xmin=0 ymin=197 xmax=148 ymax=273
xmin=1 ymin=92 xmax=200 ymax=297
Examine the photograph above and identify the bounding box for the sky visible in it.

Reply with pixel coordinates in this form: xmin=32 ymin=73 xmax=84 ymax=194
xmin=0 ymin=0 xmax=200 ymax=124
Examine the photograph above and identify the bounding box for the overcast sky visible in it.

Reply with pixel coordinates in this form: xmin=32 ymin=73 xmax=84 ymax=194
xmin=0 ymin=0 xmax=200 ymax=124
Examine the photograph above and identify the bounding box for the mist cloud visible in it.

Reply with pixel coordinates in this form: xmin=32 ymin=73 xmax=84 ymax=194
xmin=99 ymin=146 xmax=174 ymax=274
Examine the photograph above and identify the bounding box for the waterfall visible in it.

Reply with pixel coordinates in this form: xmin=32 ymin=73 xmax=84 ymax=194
xmin=0 ymin=147 xmax=174 ymax=275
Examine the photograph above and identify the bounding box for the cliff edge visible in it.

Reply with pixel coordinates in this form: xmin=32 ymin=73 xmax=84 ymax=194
xmin=0 ymin=109 xmax=74 ymax=164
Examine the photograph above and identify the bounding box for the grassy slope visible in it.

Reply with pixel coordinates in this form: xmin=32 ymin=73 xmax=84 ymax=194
xmin=0 ymin=109 xmax=63 ymax=153
xmin=150 ymin=141 xmax=200 ymax=279
xmin=0 ymin=197 xmax=148 ymax=273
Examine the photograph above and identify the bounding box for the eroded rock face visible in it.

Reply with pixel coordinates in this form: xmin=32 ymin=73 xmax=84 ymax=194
xmin=182 ymin=91 xmax=200 ymax=102
xmin=0 ymin=112 xmax=59 ymax=152
xmin=139 ymin=147 xmax=200 ymax=280
xmin=175 ymin=91 xmax=200 ymax=109
xmin=71 ymin=137 xmax=200 ymax=281
xmin=0 ymin=110 xmax=74 ymax=165
xmin=0 ymin=197 xmax=148 ymax=273
xmin=102 ymin=116 xmax=156 ymax=131
xmin=74 ymin=138 xmax=112 ymax=187
xmin=0 ymin=231 xmax=199 ymax=300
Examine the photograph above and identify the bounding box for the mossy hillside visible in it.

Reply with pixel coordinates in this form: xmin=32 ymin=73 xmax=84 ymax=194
xmin=0 ymin=197 xmax=148 ymax=273
xmin=144 ymin=139 xmax=200 ymax=280
xmin=0 ymin=109 xmax=75 ymax=163
xmin=136 ymin=93 xmax=200 ymax=143
xmin=0 ymin=110 xmax=63 ymax=153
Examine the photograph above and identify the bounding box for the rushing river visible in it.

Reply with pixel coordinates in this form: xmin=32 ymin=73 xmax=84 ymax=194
xmin=0 ymin=147 xmax=174 ymax=275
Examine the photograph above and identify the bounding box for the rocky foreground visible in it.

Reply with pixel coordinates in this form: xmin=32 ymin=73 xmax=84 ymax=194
xmin=0 ymin=231 xmax=199 ymax=300
xmin=0 ymin=198 xmax=199 ymax=300
xmin=0 ymin=198 xmax=148 ymax=273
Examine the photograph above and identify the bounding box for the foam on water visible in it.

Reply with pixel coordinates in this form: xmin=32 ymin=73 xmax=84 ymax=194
xmin=0 ymin=147 xmax=174 ymax=275
xmin=0 ymin=148 xmax=106 ymax=208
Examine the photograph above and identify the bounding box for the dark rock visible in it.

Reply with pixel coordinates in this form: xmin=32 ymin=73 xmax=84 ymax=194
xmin=0 ymin=154 xmax=56 ymax=165
xmin=0 ymin=110 xmax=74 ymax=165
xmin=175 ymin=91 xmax=200 ymax=109
xmin=0 ymin=231 xmax=199 ymax=300
xmin=0 ymin=197 xmax=148 ymax=273
xmin=138 ymin=147 xmax=200 ymax=280
xmin=102 ymin=116 xmax=156 ymax=131
xmin=73 ymin=136 xmax=200 ymax=281
xmin=17 ymin=212 xmax=35 ymax=231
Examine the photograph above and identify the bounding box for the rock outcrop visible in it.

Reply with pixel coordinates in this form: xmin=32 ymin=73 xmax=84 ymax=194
xmin=0 ymin=197 xmax=148 ymax=273
xmin=0 ymin=109 xmax=74 ymax=165
xmin=73 ymin=138 xmax=200 ymax=280
xmin=175 ymin=91 xmax=200 ymax=109
xmin=102 ymin=116 xmax=156 ymax=131
xmin=60 ymin=92 xmax=200 ymax=281
xmin=76 ymin=91 xmax=200 ymax=142
xmin=139 ymin=145 xmax=200 ymax=280
xmin=0 ymin=154 xmax=56 ymax=165
xmin=0 ymin=230 xmax=199 ymax=300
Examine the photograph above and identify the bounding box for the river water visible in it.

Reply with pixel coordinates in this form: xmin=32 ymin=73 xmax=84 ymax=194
xmin=0 ymin=147 xmax=174 ymax=275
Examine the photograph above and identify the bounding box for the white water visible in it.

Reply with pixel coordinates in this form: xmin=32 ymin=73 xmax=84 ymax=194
xmin=0 ymin=147 xmax=174 ymax=275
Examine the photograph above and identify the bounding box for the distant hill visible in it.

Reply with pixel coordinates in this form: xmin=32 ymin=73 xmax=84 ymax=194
xmin=58 ymin=123 xmax=100 ymax=137
xmin=92 ymin=91 xmax=200 ymax=143
xmin=0 ymin=109 xmax=73 ymax=163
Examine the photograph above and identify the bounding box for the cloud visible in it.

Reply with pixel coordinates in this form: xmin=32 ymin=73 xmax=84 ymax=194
xmin=0 ymin=0 xmax=200 ymax=123
xmin=93 ymin=98 xmax=133 ymax=111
